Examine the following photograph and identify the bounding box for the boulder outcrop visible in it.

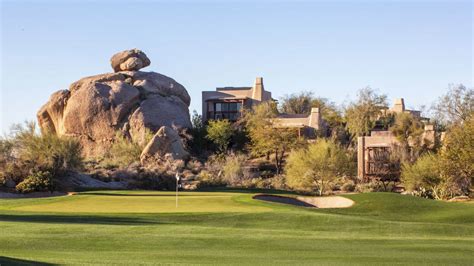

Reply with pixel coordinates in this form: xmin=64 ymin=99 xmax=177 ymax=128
xmin=140 ymin=126 xmax=190 ymax=165
xmin=37 ymin=49 xmax=191 ymax=158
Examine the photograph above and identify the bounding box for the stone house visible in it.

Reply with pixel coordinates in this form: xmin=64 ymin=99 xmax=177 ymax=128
xmin=202 ymin=77 xmax=325 ymax=138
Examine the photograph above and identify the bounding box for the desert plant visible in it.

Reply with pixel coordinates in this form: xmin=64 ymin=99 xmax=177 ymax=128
xmin=0 ymin=122 xmax=83 ymax=192
xmin=222 ymin=154 xmax=247 ymax=186
xmin=341 ymin=180 xmax=356 ymax=192
xmin=285 ymin=139 xmax=353 ymax=195
xmin=104 ymin=129 xmax=153 ymax=168
xmin=401 ymin=153 xmax=461 ymax=200
xmin=206 ymin=119 xmax=234 ymax=154
xmin=439 ymin=116 xmax=473 ymax=194
xmin=15 ymin=171 xmax=53 ymax=193
xmin=344 ymin=87 xmax=388 ymax=138
xmin=244 ymin=101 xmax=303 ymax=174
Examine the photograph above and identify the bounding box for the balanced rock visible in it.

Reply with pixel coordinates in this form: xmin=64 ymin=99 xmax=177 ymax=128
xmin=140 ymin=126 xmax=189 ymax=164
xmin=37 ymin=49 xmax=191 ymax=158
xmin=110 ymin=49 xmax=151 ymax=72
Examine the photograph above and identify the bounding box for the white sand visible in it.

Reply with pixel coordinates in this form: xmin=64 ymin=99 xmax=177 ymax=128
xmin=296 ymin=196 xmax=354 ymax=208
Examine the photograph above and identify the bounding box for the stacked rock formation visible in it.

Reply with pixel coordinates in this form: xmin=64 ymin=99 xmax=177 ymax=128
xmin=37 ymin=49 xmax=191 ymax=159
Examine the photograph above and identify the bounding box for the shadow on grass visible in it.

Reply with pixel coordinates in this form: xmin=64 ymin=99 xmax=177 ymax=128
xmin=79 ymin=188 xmax=299 ymax=197
xmin=83 ymin=192 xmax=200 ymax=197
xmin=0 ymin=214 xmax=159 ymax=225
xmin=0 ymin=256 xmax=58 ymax=266
xmin=195 ymin=187 xmax=298 ymax=195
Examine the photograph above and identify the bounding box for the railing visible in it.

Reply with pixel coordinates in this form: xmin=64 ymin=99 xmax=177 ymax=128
xmin=207 ymin=111 xmax=241 ymax=121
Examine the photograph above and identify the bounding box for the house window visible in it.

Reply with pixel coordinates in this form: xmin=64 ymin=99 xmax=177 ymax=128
xmin=209 ymin=102 xmax=242 ymax=121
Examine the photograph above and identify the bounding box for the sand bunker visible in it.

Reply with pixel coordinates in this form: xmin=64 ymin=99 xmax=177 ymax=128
xmin=254 ymin=194 xmax=354 ymax=208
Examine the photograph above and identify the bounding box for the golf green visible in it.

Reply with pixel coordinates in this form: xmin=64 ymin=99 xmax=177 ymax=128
xmin=0 ymin=191 xmax=473 ymax=265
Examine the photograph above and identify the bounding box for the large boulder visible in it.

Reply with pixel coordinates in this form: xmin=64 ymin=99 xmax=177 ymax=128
xmin=110 ymin=49 xmax=151 ymax=72
xmin=37 ymin=49 xmax=191 ymax=158
xmin=140 ymin=126 xmax=189 ymax=164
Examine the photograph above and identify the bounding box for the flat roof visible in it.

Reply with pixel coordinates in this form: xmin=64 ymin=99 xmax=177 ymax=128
xmin=216 ymin=87 xmax=252 ymax=91
xmin=205 ymin=97 xmax=249 ymax=101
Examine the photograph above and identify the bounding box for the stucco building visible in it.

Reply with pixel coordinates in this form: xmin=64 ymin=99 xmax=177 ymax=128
xmin=357 ymin=98 xmax=435 ymax=180
xmin=202 ymin=77 xmax=325 ymax=137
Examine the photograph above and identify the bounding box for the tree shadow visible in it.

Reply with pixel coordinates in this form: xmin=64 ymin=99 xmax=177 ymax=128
xmin=0 ymin=256 xmax=58 ymax=266
xmin=83 ymin=192 xmax=192 ymax=197
xmin=196 ymin=187 xmax=298 ymax=195
xmin=0 ymin=214 xmax=161 ymax=226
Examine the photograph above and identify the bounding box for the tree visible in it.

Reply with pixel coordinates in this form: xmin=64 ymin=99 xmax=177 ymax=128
xmin=280 ymin=92 xmax=345 ymax=140
xmin=280 ymin=91 xmax=314 ymax=114
xmin=345 ymin=87 xmax=388 ymax=138
xmin=189 ymin=110 xmax=209 ymax=155
xmin=439 ymin=116 xmax=474 ymax=193
xmin=206 ymin=119 xmax=234 ymax=154
xmin=285 ymin=139 xmax=352 ymax=195
xmin=244 ymin=101 xmax=302 ymax=174
xmin=432 ymin=84 xmax=473 ymax=126
xmin=389 ymin=112 xmax=424 ymax=162
xmin=401 ymin=153 xmax=446 ymax=199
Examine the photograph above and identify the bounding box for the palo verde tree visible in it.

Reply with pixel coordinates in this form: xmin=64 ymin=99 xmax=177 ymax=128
xmin=206 ymin=119 xmax=234 ymax=154
xmin=439 ymin=116 xmax=474 ymax=193
xmin=432 ymin=84 xmax=473 ymax=126
xmin=285 ymin=139 xmax=352 ymax=195
xmin=244 ymin=101 xmax=302 ymax=174
xmin=279 ymin=92 xmax=345 ymax=140
xmin=345 ymin=87 xmax=388 ymax=139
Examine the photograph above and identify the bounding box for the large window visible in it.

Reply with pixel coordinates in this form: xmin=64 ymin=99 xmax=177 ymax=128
xmin=211 ymin=102 xmax=242 ymax=121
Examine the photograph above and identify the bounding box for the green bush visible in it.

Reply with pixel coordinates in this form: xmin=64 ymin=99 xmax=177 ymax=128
xmin=129 ymin=171 xmax=176 ymax=190
xmin=0 ymin=122 xmax=83 ymax=192
xmin=13 ymin=123 xmax=83 ymax=175
xmin=401 ymin=153 xmax=461 ymax=200
xmin=103 ymin=130 xmax=153 ymax=168
xmin=206 ymin=119 xmax=234 ymax=153
xmin=285 ymin=139 xmax=352 ymax=195
xmin=341 ymin=180 xmax=356 ymax=192
xmin=222 ymin=154 xmax=247 ymax=186
xmin=15 ymin=171 xmax=53 ymax=193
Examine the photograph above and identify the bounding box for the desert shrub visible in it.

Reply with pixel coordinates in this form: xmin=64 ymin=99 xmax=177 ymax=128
xmin=12 ymin=123 xmax=83 ymax=175
xmin=15 ymin=171 xmax=53 ymax=193
xmin=129 ymin=171 xmax=175 ymax=190
xmin=0 ymin=122 xmax=83 ymax=192
xmin=186 ymin=160 xmax=203 ymax=174
xmin=269 ymin=175 xmax=287 ymax=190
xmin=222 ymin=154 xmax=247 ymax=186
xmin=401 ymin=153 xmax=462 ymax=200
xmin=104 ymin=130 xmax=153 ymax=168
xmin=341 ymin=180 xmax=356 ymax=192
xmin=197 ymin=170 xmax=226 ymax=187
xmin=285 ymin=139 xmax=353 ymax=195
xmin=355 ymin=181 xmax=386 ymax=193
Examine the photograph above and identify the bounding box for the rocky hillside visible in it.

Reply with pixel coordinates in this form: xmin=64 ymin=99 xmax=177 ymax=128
xmin=37 ymin=49 xmax=191 ymax=158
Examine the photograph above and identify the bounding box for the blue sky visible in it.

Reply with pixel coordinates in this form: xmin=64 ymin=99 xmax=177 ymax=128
xmin=1 ymin=0 xmax=472 ymax=133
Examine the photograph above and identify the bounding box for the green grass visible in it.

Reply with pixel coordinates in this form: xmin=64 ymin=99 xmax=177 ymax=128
xmin=0 ymin=191 xmax=473 ymax=265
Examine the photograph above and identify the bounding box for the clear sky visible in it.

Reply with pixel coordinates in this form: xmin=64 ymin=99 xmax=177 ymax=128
xmin=1 ymin=0 xmax=472 ymax=133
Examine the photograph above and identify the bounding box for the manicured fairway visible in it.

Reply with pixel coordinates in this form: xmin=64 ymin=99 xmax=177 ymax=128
xmin=0 ymin=191 xmax=473 ymax=265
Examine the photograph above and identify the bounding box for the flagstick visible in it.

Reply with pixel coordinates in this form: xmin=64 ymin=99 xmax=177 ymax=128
xmin=175 ymin=172 xmax=180 ymax=208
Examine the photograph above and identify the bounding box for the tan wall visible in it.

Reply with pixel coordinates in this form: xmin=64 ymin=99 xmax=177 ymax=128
xmin=202 ymin=77 xmax=272 ymax=122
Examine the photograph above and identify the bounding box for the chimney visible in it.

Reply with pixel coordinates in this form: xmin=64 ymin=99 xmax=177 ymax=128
xmin=252 ymin=77 xmax=264 ymax=102
xmin=309 ymin=107 xmax=321 ymax=129
xmin=392 ymin=98 xmax=405 ymax=113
